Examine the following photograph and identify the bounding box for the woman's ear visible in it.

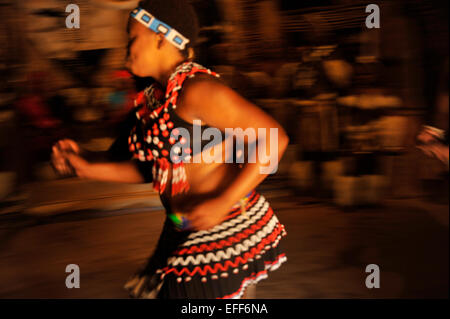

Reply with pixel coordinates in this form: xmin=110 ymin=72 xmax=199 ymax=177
xmin=156 ymin=33 xmax=165 ymax=49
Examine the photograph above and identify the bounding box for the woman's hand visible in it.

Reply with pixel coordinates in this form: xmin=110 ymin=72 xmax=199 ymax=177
xmin=51 ymin=139 xmax=81 ymax=176
xmin=63 ymin=152 xmax=92 ymax=178
xmin=52 ymin=139 xmax=147 ymax=183
xmin=181 ymin=197 xmax=231 ymax=231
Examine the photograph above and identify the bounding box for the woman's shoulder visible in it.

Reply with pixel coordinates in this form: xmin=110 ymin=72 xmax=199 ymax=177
xmin=182 ymin=73 xmax=222 ymax=94
xmin=179 ymin=73 xmax=229 ymax=105
xmin=178 ymin=65 xmax=226 ymax=99
xmin=175 ymin=68 xmax=229 ymax=121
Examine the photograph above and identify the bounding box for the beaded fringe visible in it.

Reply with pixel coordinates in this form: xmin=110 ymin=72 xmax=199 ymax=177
xmin=152 ymin=158 xmax=190 ymax=196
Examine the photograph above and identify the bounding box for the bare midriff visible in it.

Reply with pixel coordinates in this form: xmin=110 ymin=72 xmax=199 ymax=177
xmin=160 ymin=137 xmax=244 ymax=215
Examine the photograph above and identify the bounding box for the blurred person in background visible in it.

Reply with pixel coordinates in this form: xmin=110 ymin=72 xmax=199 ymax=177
xmin=417 ymin=58 xmax=449 ymax=169
xmin=51 ymin=0 xmax=289 ymax=299
xmin=417 ymin=126 xmax=449 ymax=169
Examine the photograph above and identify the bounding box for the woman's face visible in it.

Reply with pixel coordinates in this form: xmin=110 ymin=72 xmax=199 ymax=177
xmin=125 ymin=19 xmax=160 ymax=78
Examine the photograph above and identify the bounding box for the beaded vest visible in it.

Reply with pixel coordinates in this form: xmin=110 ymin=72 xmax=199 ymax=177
xmin=128 ymin=62 xmax=220 ymax=196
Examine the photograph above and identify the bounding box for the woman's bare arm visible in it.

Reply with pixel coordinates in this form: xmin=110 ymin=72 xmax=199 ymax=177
xmin=177 ymin=77 xmax=289 ymax=229
xmin=63 ymin=152 xmax=146 ymax=184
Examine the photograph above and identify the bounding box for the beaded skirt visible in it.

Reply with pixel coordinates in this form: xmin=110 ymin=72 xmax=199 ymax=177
xmin=124 ymin=190 xmax=287 ymax=299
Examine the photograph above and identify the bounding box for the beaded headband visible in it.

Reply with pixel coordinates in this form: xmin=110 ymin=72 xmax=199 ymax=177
xmin=130 ymin=7 xmax=190 ymax=50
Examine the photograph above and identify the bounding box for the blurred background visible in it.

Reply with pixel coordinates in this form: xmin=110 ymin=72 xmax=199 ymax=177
xmin=0 ymin=0 xmax=448 ymax=298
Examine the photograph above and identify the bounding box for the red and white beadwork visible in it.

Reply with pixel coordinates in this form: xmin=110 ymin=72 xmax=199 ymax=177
xmin=124 ymin=191 xmax=287 ymax=299
xmin=128 ymin=62 xmax=220 ymax=196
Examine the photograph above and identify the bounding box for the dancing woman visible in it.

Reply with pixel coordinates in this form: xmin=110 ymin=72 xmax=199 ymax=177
xmin=52 ymin=0 xmax=289 ymax=299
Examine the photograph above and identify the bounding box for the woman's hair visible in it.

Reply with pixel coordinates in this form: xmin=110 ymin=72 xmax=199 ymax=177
xmin=138 ymin=0 xmax=199 ymax=59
